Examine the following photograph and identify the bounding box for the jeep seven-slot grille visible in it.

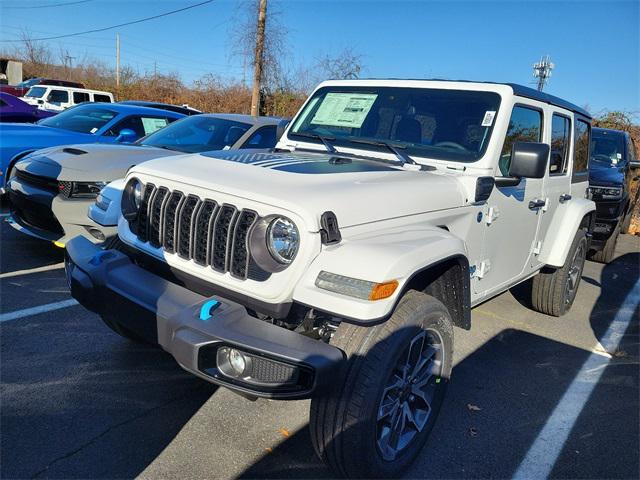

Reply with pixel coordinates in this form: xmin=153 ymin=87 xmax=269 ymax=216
xmin=134 ymin=185 xmax=263 ymax=281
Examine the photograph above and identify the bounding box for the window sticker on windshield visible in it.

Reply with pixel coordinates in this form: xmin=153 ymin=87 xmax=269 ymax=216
xmin=311 ymin=93 xmax=378 ymax=129
xmin=142 ymin=117 xmax=169 ymax=135
xmin=481 ymin=111 xmax=496 ymax=127
xmin=90 ymin=127 xmax=98 ymax=134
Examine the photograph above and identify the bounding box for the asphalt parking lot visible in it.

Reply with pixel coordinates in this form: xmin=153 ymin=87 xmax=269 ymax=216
xmin=1 ymin=205 xmax=638 ymax=480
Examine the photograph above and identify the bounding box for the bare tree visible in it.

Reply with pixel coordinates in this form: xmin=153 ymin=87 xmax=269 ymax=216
xmin=316 ymin=48 xmax=364 ymax=80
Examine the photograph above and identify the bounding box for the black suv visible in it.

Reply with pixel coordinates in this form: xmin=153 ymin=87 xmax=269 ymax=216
xmin=588 ymin=127 xmax=638 ymax=263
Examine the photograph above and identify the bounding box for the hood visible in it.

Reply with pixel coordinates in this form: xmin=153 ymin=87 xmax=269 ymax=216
xmin=132 ymin=150 xmax=467 ymax=229
xmin=589 ymin=158 xmax=625 ymax=188
xmin=16 ymin=143 xmax=181 ymax=182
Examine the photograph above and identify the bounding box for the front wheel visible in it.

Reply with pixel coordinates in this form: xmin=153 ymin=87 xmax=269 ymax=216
xmin=531 ymin=229 xmax=588 ymax=316
xmin=310 ymin=291 xmax=453 ymax=478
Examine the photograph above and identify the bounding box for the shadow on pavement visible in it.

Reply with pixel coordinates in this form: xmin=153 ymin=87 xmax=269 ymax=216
xmin=0 ymin=311 xmax=218 ymax=479
xmin=0 ymin=221 xmax=64 ymax=273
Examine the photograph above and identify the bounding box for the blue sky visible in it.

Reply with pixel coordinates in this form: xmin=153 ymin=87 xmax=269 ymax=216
xmin=1 ymin=0 xmax=638 ymax=116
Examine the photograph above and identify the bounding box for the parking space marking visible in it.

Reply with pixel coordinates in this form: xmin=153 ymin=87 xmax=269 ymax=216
xmin=0 ymin=262 xmax=65 ymax=279
xmin=0 ymin=299 xmax=79 ymax=323
xmin=513 ymin=278 xmax=640 ymax=479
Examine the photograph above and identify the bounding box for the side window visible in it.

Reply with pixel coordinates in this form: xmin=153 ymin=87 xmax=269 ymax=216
xmin=94 ymin=94 xmax=112 ymax=103
xmin=549 ymin=114 xmax=571 ymax=174
xmin=499 ymin=106 xmax=542 ymax=176
xmin=73 ymin=91 xmax=90 ymax=104
xmin=242 ymin=126 xmax=277 ymax=149
xmin=573 ymin=120 xmax=590 ymax=176
xmin=48 ymin=90 xmax=69 ymax=104
xmin=105 ymin=116 xmax=171 ymax=138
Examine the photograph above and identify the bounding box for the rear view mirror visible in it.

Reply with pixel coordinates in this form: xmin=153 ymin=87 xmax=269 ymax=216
xmin=508 ymin=142 xmax=549 ymax=179
xmin=116 ymin=128 xmax=137 ymax=143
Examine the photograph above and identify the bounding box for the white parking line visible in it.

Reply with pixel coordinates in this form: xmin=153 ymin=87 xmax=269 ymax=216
xmin=0 ymin=299 xmax=79 ymax=323
xmin=0 ymin=262 xmax=65 ymax=279
xmin=513 ymin=278 xmax=640 ymax=479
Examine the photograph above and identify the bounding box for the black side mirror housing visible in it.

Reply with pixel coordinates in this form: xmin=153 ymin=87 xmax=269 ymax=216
xmin=508 ymin=141 xmax=549 ymax=179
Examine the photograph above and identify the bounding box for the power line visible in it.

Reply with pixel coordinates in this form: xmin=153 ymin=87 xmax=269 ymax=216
xmin=3 ymin=0 xmax=95 ymax=9
xmin=0 ymin=0 xmax=215 ymax=42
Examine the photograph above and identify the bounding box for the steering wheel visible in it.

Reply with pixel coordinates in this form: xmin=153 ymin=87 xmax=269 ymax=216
xmin=434 ymin=141 xmax=467 ymax=151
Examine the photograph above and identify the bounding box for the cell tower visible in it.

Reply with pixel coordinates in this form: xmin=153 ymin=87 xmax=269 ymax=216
xmin=533 ymin=55 xmax=555 ymax=91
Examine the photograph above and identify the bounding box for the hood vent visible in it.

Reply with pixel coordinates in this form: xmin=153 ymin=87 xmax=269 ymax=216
xmin=62 ymin=148 xmax=88 ymax=155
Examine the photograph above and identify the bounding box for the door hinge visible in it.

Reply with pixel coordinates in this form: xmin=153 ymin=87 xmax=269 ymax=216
xmin=471 ymin=260 xmax=491 ymax=279
xmin=532 ymin=241 xmax=542 ymax=255
xmin=486 ymin=206 xmax=500 ymax=225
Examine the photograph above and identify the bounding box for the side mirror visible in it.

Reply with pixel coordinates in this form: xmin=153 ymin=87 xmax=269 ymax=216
xmin=630 ymin=160 xmax=640 ymax=170
xmin=276 ymin=119 xmax=289 ymax=142
xmin=116 ymin=128 xmax=137 ymax=143
xmin=37 ymin=99 xmax=44 ymax=104
xmin=508 ymin=141 xmax=549 ymax=179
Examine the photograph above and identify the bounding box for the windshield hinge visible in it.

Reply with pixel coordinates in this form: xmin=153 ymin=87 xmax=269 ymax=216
xmin=320 ymin=211 xmax=341 ymax=245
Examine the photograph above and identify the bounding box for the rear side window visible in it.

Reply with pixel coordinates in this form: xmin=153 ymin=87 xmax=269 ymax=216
xmin=499 ymin=105 xmax=543 ymax=176
xmin=73 ymin=91 xmax=90 ymax=103
xmin=47 ymin=90 xmax=69 ymax=104
xmin=573 ymin=120 xmax=590 ymax=176
xmin=93 ymin=94 xmax=112 ymax=103
xmin=550 ymin=114 xmax=571 ymax=174
xmin=242 ymin=125 xmax=277 ymax=149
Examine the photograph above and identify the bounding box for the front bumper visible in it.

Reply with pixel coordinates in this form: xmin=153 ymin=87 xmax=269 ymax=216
xmin=7 ymin=175 xmax=117 ymax=246
xmin=591 ymin=198 xmax=626 ymax=248
xmin=65 ymin=236 xmax=344 ymax=399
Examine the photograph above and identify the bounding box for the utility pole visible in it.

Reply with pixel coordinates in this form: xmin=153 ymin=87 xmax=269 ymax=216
xmin=250 ymin=0 xmax=267 ymax=116
xmin=116 ymin=34 xmax=120 ymax=88
xmin=533 ymin=55 xmax=555 ymax=91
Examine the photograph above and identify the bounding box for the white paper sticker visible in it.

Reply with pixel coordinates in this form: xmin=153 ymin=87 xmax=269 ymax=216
xmin=90 ymin=127 xmax=98 ymax=134
xmin=311 ymin=93 xmax=378 ymax=129
xmin=616 ymin=153 xmax=622 ymax=159
xmin=142 ymin=117 xmax=169 ymax=135
xmin=481 ymin=111 xmax=496 ymax=127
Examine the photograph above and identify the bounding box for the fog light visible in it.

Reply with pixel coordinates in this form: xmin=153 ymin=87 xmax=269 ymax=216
xmin=88 ymin=228 xmax=106 ymax=241
xmin=229 ymin=349 xmax=247 ymax=375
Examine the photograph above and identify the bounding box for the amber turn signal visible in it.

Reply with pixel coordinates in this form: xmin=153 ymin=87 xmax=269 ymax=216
xmin=368 ymin=280 xmax=399 ymax=301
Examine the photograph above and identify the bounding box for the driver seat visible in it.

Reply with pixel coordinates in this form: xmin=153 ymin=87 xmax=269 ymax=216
xmin=394 ymin=116 xmax=422 ymax=144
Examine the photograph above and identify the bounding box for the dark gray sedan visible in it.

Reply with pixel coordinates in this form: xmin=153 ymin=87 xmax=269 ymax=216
xmin=7 ymin=114 xmax=287 ymax=246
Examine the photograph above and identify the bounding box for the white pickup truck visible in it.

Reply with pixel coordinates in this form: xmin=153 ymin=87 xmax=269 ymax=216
xmin=65 ymin=79 xmax=595 ymax=478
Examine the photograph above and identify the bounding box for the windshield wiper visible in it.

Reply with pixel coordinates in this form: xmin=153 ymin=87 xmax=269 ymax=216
xmin=291 ymin=131 xmax=337 ymax=153
xmin=345 ymin=138 xmax=419 ymax=166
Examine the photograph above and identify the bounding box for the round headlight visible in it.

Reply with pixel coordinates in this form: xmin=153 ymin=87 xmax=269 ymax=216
xmin=133 ymin=181 xmax=142 ymax=209
xmin=267 ymin=217 xmax=299 ymax=264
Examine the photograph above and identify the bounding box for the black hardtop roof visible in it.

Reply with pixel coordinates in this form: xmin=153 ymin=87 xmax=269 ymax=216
xmin=354 ymin=78 xmax=592 ymax=119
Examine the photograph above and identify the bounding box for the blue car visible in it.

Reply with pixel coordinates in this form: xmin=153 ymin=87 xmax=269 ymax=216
xmin=0 ymin=102 xmax=185 ymax=192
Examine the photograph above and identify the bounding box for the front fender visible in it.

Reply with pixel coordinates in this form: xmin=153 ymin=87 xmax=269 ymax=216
xmin=538 ymin=198 xmax=596 ymax=267
xmin=293 ymin=225 xmax=468 ymax=323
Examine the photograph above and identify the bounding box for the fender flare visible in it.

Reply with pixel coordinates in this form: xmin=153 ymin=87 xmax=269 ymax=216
xmin=292 ymin=225 xmax=469 ymax=325
xmin=538 ymin=197 xmax=596 ymax=267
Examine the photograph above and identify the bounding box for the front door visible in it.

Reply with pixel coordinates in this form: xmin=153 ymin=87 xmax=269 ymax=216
xmin=474 ymin=103 xmax=546 ymax=297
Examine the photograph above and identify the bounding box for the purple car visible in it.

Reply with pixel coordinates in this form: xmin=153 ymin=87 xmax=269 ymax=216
xmin=0 ymin=92 xmax=57 ymax=123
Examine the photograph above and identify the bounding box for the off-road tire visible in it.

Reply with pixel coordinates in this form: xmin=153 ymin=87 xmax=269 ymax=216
xmin=309 ymin=290 xmax=454 ymax=478
xmin=532 ymin=229 xmax=588 ymax=317
xmin=100 ymin=315 xmax=147 ymax=343
xmin=590 ymin=225 xmax=619 ymax=264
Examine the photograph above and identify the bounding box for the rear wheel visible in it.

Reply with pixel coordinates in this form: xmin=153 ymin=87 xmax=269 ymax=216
xmin=310 ymin=291 xmax=453 ymax=478
xmin=532 ymin=229 xmax=588 ymax=316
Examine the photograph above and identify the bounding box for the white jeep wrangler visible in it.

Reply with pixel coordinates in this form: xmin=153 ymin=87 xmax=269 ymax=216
xmin=65 ymin=80 xmax=595 ymax=478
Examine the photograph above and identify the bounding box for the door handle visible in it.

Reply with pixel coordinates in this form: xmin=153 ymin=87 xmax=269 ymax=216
xmin=559 ymin=194 xmax=572 ymax=203
xmin=528 ymin=199 xmax=547 ymax=210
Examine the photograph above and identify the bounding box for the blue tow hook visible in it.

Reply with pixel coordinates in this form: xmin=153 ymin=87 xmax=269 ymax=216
xmin=199 ymin=299 xmax=220 ymax=320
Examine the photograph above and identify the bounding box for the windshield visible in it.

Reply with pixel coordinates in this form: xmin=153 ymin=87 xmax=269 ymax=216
xmin=290 ymin=86 xmax=501 ymax=162
xmin=39 ymin=104 xmax=118 ymax=134
xmin=18 ymin=78 xmax=40 ymax=88
xmin=591 ymin=132 xmax=625 ymax=164
xmin=139 ymin=115 xmax=251 ymax=153
xmin=25 ymin=87 xmax=47 ymax=98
